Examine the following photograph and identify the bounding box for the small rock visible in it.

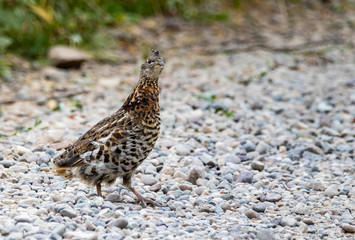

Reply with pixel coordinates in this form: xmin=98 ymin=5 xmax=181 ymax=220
xmin=280 ymin=216 xmax=297 ymax=227
xmin=14 ymin=214 xmax=33 ymax=223
xmin=60 ymin=208 xmax=77 ymax=218
xmin=86 ymin=221 xmax=96 ymax=231
xmin=140 ymin=175 xmax=158 ymax=186
xmin=342 ymin=224 xmax=355 ymax=233
xmin=179 ymin=184 xmax=192 ymax=191
xmin=0 ymin=153 xmax=3 ymax=160
xmin=239 ymin=141 xmax=256 ymax=152
xmin=255 ymin=141 xmax=269 ymax=154
xmin=193 ymin=187 xmax=205 ymax=195
xmin=336 ymin=144 xmax=352 ymax=153
xmin=215 ymin=141 xmax=231 ymax=152
xmin=187 ymin=166 xmax=205 ymax=185
xmin=303 ymin=218 xmax=315 ymax=225
xmin=173 ymin=170 xmax=187 ymax=180
xmin=245 ymin=209 xmax=259 ymax=219
xmin=236 ymin=171 xmax=253 ymax=183
xmin=257 ymin=229 xmax=275 ymax=240
xmin=48 ymin=45 xmax=91 ymax=68
xmin=299 ymin=222 xmax=308 ymax=233
xmin=64 ymin=231 xmax=98 ymax=240
xmin=175 ymin=144 xmax=191 ymax=156
xmin=293 ymin=203 xmax=308 ymax=215
xmin=317 ymin=102 xmax=333 ymax=113
xmin=221 ymin=202 xmax=231 ymax=211
xmin=305 ymin=144 xmax=324 ymax=155
xmin=52 ymin=224 xmax=66 ymax=236
xmin=149 ymin=183 xmax=161 ymax=192
xmin=7 ymin=232 xmax=23 ymax=240
xmin=109 ymin=218 xmax=129 ymax=229
xmin=307 ymin=182 xmax=326 ymax=191
xmin=264 ymin=193 xmax=282 ymax=202
xmin=324 ymin=185 xmax=340 ymax=198
xmin=251 ymin=160 xmax=264 ymax=171
xmin=279 ymin=146 xmax=287 ymax=153
xmin=0 ymin=159 xmax=16 ymax=168
xmin=37 ymin=154 xmax=51 ymax=165
xmin=42 ymin=66 xmax=67 ymax=81
xmin=252 ymin=203 xmax=267 ymax=212
xmin=38 ymin=130 xmax=65 ymax=144
xmin=321 ymin=127 xmax=340 ymax=137
xmin=105 ymin=192 xmax=120 ymax=202
xmin=12 ymin=146 xmax=32 ymax=156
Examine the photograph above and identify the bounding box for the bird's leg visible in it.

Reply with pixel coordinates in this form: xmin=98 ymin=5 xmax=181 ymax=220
xmin=123 ymin=173 xmax=161 ymax=207
xmin=96 ymin=183 xmax=102 ymax=197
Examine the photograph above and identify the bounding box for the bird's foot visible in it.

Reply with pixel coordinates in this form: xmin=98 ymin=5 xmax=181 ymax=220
xmin=129 ymin=187 xmax=162 ymax=207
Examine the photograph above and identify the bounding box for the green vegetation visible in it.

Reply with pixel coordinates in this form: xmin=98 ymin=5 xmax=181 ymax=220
xmin=70 ymin=99 xmax=84 ymax=112
xmin=0 ymin=0 xmax=353 ymax=61
xmin=0 ymin=0 xmax=239 ymax=60
xmin=0 ymin=119 xmax=42 ymax=138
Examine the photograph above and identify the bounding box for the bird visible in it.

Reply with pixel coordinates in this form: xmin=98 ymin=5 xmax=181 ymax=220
xmin=52 ymin=49 xmax=164 ymax=207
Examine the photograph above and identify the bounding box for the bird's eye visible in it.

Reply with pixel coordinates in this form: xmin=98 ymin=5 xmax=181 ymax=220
xmin=147 ymin=59 xmax=152 ymax=64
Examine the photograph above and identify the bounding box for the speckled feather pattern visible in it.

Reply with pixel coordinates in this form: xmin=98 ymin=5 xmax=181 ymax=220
xmin=52 ymin=50 xmax=164 ymax=200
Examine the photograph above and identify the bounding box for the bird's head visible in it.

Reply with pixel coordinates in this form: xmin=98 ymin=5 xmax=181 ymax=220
xmin=140 ymin=49 xmax=164 ymax=81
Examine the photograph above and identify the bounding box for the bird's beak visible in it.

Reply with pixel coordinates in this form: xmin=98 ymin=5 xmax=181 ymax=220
xmin=158 ymin=60 xmax=164 ymax=67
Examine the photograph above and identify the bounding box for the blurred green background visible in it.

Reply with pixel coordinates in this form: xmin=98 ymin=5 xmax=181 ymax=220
xmin=0 ymin=0 xmax=354 ymax=60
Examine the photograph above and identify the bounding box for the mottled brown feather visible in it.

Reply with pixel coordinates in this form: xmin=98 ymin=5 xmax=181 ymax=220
xmin=52 ymin=50 xmax=164 ymax=206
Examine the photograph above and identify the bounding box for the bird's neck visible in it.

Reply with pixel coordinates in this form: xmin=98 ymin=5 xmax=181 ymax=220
xmin=122 ymin=77 xmax=160 ymax=110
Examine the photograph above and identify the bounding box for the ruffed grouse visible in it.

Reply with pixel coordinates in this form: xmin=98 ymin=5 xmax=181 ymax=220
xmin=52 ymin=50 xmax=164 ymax=207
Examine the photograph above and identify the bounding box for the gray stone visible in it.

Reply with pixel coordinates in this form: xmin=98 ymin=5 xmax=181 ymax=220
xmin=60 ymin=208 xmax=77 ymax=218
xmin=303 ymin=218 xmax=315 ymax=225
xmin=293 ymin=203 xmax=308 ymax=215
xmin=105 ymin=192 xmax=120 ymax=202
xmin=264 ymin=193 xmax=282 ymax=202
xmin=64 ymin=231 xmax=98 ymax=240
xmin=280 ymin=216 xmax=297 ymax=227
xmin=12 ymin=146 xmax=32 ymax=156
xmin=42 ymin=66 xmax=67 ymax=81
xmin=48 ymin=45 xmax=91 ymax=68
xmin=299 ymin=222 xmax=308 ymax=233
xmin=257 ymin=229 xmax=275 ymax=240
xmin=140 ymin=175 xmax=158 ymax=186
xmin=0 ymin=159 xmax=16 ymax=168
xmin=245 ymin=209 xmax=259 ymax=219
xmin=37 ymin=154 xmax=51 ymax=165
xmin=252 ymin=203 xmax=267 ymax=212
xmin=251 ymin=160 xmax=264 ymax=171
xmin=149 ymin=183 xmax=162 ymax=192
xmin=175 ymin=144 xmax=191 ymax=156
xmin=317 ymin=102 xmax=333 ymax=113
xmin=187 ymin=166 xmax=205 ymax=185
xmin=236 ymin=171 xmax=253 ymax=183
xmin=221 ymin=202 xmax=231 ymax=211
xmin=324 ymin=185 xmax=340 ymax=198
xmin=14 ymin=215 xmax=33 ymax=223
xmin=305 ymin=144 xmax=324 ymax=155
xmin=239 ymin=141 xmax=256 ymax=152
xmin=0 ymin=152 xmax=3 ymax=160
xmin=307 ymin=182 xmax=326 ymax=191
xmin=342 ymin=224 xmax=355 ymax=233
xmin=336 ymin=144 xmax=352 ymax=152
xmin=321 ymin=127 xmax=340 ymax=137
xmin=255 ymin=141 xmax=269 ymax=154
xmin=52 ymin=224 xmax=66 ymax=236
xmin=109 ymin=218 xmax=128 ymax=229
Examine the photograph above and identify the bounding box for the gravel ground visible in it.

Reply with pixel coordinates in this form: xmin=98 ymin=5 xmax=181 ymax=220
xmin=0 ymin=46 xmax=354 ymax=240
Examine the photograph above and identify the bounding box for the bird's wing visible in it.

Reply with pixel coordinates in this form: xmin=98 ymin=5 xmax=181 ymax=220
xmin=53 ymin=110 xmax=132 ymax=168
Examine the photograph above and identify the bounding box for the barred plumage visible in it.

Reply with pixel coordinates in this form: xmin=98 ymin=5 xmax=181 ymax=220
xmin=52 ymin=50 xmax=164 ymax=206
